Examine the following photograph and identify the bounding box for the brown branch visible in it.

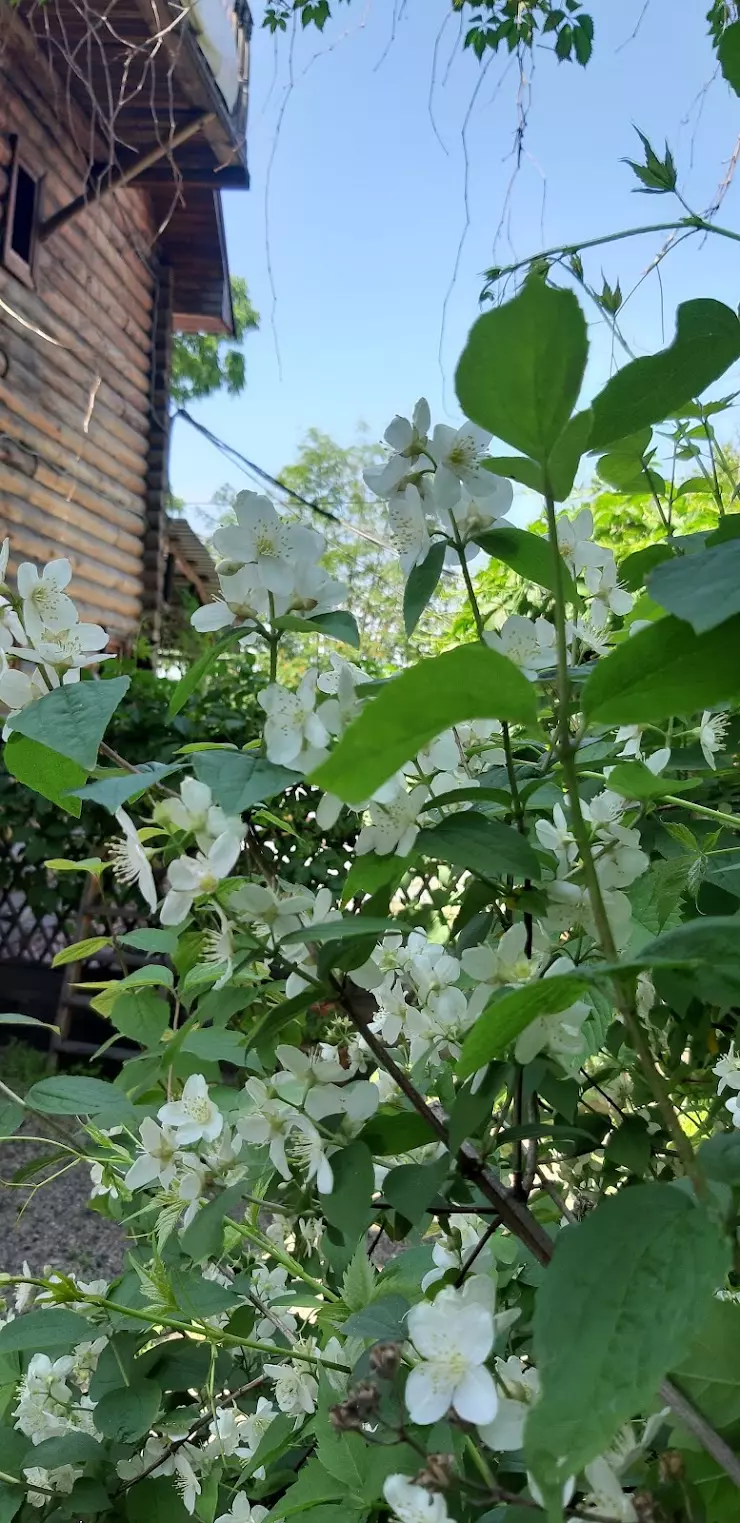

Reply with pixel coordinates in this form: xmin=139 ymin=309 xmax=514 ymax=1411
xmin=115 ymin=1375 xmax=263 ymax=1494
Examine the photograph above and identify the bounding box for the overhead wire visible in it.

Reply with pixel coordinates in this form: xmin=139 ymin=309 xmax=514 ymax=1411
xmin=173 ymin=407 xmax=391 ymax=552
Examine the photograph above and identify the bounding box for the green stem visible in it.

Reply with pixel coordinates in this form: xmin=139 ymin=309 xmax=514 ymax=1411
xmin=225 ymin=1216 xmax=340 ymax=1302
xmin=544 ymin=488 xmax=699 ymax=1179
xmin=486 ymin=215 xmax=740 ymax=285
xmin=267 ymin=592 xmax=279 ymax=683
xmin=662 ymin=796 xmax=740 ymax=831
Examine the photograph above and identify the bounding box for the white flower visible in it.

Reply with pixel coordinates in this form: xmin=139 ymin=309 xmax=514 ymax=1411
xmin=236 ymin=1077 xmax=297 ymax=1178
xmin=259 ymin=670 xmax=330 ymax=768
xmin=386 ymin=483 xmax=433 ymax=576
xmin=24 ymin=1465 xmax=83 ymax=1508
xmin=440 ymin=479 xmax=513 ymax=543
xmin=484 ymin=615 xmax=556 ymax=680
xmin=582 ymin=1457 xmax=637 ymax=1522
xmin=585 ymin=556 xmax=633 ymax=622
xmin=383 ymin=1475 xmax=450 ymax=1523
xmin=89 ymin=1161 xmax=118 ymax=1199
xmin=555 ymin=509 xmax=609 ymax=575
xmin=535 ymin=802 xmax=578 ymax=875
xmin=229 ymin=881 xmax=315 ymax=943
xmin=16 ymin=560 xmax=78 ymax=643
xmin=370 ymin=975 xmax=415 ymax=1044
xmin=158 ymin=1074 xmax=223 ymax=1145
xmin=404 ymin=1285 xmax=497 ymax=1425
xmin=422 ymin=1214 xmax=492 ymax=1290
xmin=0 ymin=598 xmax=24 ymax=653
xmin=0 ymin=537 xmax=9 ymax=585
xmin=192 ymin=563 xmax=270 ymax=631
xmin=17 ymin=622 xmax=110 ymax=672
xmin=125 ymin=1117 xmax=180 ymax=1191
xmin=275 ymin=557 xmax=349 ymax=620
xmin=155 ymin=777 xmax=242 ymax=852
xmin=0 ymin=660 xmax=48 ymax=736
xmin=108 ymin=808 xmax=157 ymax=913
xmin=698 ymin=711 xmax=729 ymax=769
xmin=160 ymin=831 xmax=242 ymax=925
xmin=427 ymin=421 xmax=496 ymax=511
xmin=364 ymin=399 xmax=432 ymax=498
xmin=356 ymin=782 xmax=428 ymax=857
xmin=215 ymin=1493 xmax=268 ymax=1523
xmin=713 ymin=1043 xmax=740 ymax=1094
xmin=478 ymin=1355 xmax=539 ymax=1452
xmin=213 ymin=492 xmax=307 ymax=597
xmin=264 ymin=1357 xmax=318 ymax=1416
xmin=291 ymin=1115 xmax=335 ymax=1194
xmin=234 ymin=1397 xmax=277 ymax=1473
xmin=514 ymin=957 xmax=591 ymax=1067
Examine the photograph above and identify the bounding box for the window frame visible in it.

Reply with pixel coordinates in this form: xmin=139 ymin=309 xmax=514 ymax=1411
xmin=3 ymin=136 xmax=43 ymax=287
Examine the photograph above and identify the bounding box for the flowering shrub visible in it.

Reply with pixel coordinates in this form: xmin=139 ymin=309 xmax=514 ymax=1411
xmin=4 ymin=267 xmax=740 ymax=1523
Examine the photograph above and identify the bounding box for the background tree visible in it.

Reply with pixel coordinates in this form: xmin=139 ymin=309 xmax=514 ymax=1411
xmin=170 ymin=276 xmax=259 ymax=407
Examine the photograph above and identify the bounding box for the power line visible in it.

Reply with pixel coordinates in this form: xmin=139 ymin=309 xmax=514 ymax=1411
xmin=173 ymin=407 xmax=390 ymax=551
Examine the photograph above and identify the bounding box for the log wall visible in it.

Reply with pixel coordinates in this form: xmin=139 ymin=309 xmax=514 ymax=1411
xmin=0 ymin=20 xmax=163 ymax=637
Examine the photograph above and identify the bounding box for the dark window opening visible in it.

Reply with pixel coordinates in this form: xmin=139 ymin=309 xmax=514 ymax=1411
xmin=3 ymin=140 xmax=41 ymax=283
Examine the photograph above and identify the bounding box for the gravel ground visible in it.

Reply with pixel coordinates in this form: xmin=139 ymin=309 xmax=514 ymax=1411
xmin=0 ymin=1127 xmax=125 ymax=1279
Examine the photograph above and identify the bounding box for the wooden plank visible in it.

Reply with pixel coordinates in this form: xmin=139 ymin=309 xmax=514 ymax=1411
xmin=3 ymin=341 xmax=149 ymax=475
xmin=0 ymin=395 xmax=147 ymax=515
xmin=0 ymin=466 xmax=144 ymax=565
xmin=0 ymin=321 xmax=150 ymax=455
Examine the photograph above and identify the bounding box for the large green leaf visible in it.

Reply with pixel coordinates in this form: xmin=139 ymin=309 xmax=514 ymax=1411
xmin=342 ymin=1294 xmax=410 ymax=1342
xmin=718 ymin=20 xmax=740 ymax=95
xmin=457 ymin=975 xmax=588 ymax=1078
xmin=192 ymin=750 xmax=301 ymax=812
xmin=320 ymin=1141 xmax=374 ymax=1240
xmin=311 ymin=644 xmax=538 ymax=804
xmin=456 ymin=278 xmax=588 ymax=465
xmin=525 ymin=1186 xmax=729 ymax=1505
xmin=589 ymin=300 xmax=740 ymax=451
xmin=25 ymin=1075 xmax=124 ymax=1116
xmin=11 ymin=676 xmax=130 ymax=770
xmin=648 ymin=539 xmax=740 ymax=634
xmin=403 ymin=541 xmax=447 ymax=637
xmin=180 ymin=1183 xmax=247 ymax=1262
xmin=93 ymin=1380 xmax=161 ymax=1443
xmin=3 ymin=735 xmax=86 ymax=817
xmin=605 ymin=761 xmax=692 ymax=801
xmin=473 ymin=526 xmax=577 ymax=600
xmin=68 ymin=763 xmax=181 ymax=812
xmin=582 ymin=613 xmax=740 ymax=723
xmin=382 ymin=1156 xmax=450 ymax=1226
xmin=416 ymin=811 xmax=540 ymax=883
xmin=111 ymin=989 xmax=170 ymax=1048
xmin=274 ymin=610 xmax=361 ymax=648
xmin=0 ymin=1309 xmax=91 ymax=1353
xmin=635 ymin=916 xmax=740 ymax=1003
xmin=671 ymin=1298 xmax=740 ymax=1431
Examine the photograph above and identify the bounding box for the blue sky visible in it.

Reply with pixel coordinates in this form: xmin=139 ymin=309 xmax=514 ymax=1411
xmin=170 ymin=0 xmax=740 ymax=524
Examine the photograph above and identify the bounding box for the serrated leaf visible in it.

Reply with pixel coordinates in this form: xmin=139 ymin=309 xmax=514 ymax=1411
xmin=342 ymin=1294 xmax=410 ymax=1341
xmin=274 ymin=610 xmax=361 ymax=648
xmin=52 ymin=936 xmax=111 ymax=967
xmin=605 ymin=762 xmax=692 ymax=801
xmin=582 ymin=613 xmax=740 ymax=723
xmin=110 ymin=989 xmax=170 ymax=1048
xmin=320 ymin=1142 xmax=374 ymax=1241
xmin=341 ymin=1244 xmax=376 ymax=1313
xmin=525 ymin=1186 xmax=729 ymax=1504
xmin=718 ymin=19 xmax=740 ymax=95
xmin=648 ymin=538 xmax=740 ymax=634
xmin=311 ymin=644 xmax=538 ymax=804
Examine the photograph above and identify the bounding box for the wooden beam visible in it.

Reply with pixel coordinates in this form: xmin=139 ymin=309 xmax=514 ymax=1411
xmin=38 ymin=114 xmax=215 ymax=243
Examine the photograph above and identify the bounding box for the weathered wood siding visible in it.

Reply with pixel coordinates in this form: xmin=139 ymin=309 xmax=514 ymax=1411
xmin=0 ymin=18 xmax=160 ymax=636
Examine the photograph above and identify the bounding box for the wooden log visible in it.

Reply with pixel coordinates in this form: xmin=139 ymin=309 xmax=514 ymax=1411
xmin=0 ymin=465 xmax=144 ymax=564
xmin=0 ymin=393 xmax=147 ymax=516
xmin=0 ymin=321 xmax=149 ymax=455
xmin=2 ymin=341 xmax=149 ymax=475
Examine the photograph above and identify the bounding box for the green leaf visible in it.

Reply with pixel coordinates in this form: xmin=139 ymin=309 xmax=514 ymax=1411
xmin=169 ymin=1269 xmax=238 ymax=1319
xmin=52 ymin=936 xmax=111 ymax=967
xmin=403 ymin=542 xmax=446 ymax=637
xmin=457 ymin=975 xmax=588 ymax=1078
xmin=169 ymin=628 xmax=248 ymax=718
xmin=25 ymin=1075 xmax=122 ymax=1116
xmin=320 ymin=1141 xmax=374 ymax=1240
xmin=25 ymin=1433 xmax=104 ymax=1468
xmin=0 ymin=1488 xmax=21 ymax=1523
xmin=0 ymin=1100 xmax=23 ymax=1137
xmin=11 ymin=676 xmax=130 ymax=770
xmin=718 ymin=19 xmax=740 ymax=95
xmin=192 ymin=750 xmax=301 ymax=812
xmin=547 ymin=408 xmax=593 ymax=501
xmin=0 ymin=1014 xmax=57 ymax=1033
xmin=525 ymin=1186 xmax=729 ymax=1500
xmin=604 ymin=1116 xmax=652 ymax=1175
xmin=416 ymin=812 xmax=540 ymax=883
xmin=311 ymin=644 xmax=538 ymax=804
xmin=473 ymin=526 xmax=577 ymax=600
xmin=342 ymin=1294 xmax=410 ymax=1342
xmin=648 ymin=539 xmax=740 ymax=634
xmin=582 ymin=613 xmax=740 ymax=723
xmin=119 ymin=929 xmax=179 ymax=954
xmin=605 ymin=762 xmax=693 ymax=800
xmin=620 ymin=543 xmax=673 ymax=591
xmin=341 ymin=854 xmax=410 ymax=905
xmin=274 ymin=610 xmax=361 ymax=648
xmin=635 ymin=916 xmax=740 ymax=1002
xmin=180 ymin=1183 xmax=247 ymax=1261
xmin=341 ymin=1243 xmax=377 ymax=1313
xmin=697 ymin=1131 xmax=740 ymax=1183
xmin=449 ymin=1064 xmax=508 ymax=1153
xmin=589 ymin=300 xmax=740 ymax=451
xmin=265 ymin=1458 xmax=344 ymax=1521
xmin=93 ymin=1379 xmax=161 ymax=1443
xmin=670 ymin=1297 xmax=740 ymax=1429
xmin=358 ymin=1109 xmax=437 ymax=1156
xmin=483 ymin=455 xmax=545 ymax=493
xmin=110 ymin=989 xmax=170 ymax=1048
xmin=383 ymin=1156 xmax=450 ymax=1226
xmin=68 ymin=763 xmax=181 ymax=812
xmin=4 ymin=735 xmax=86 ymax=816
xmin=180 ymin=1027 xmax=247 ymax=1062
xmin=456 ymin=278 xmax=588 ymax=465
xmin=126 ymin=1477 xmax=190 ymax=1523
xmin=0 ymin=1309 xmax=91 ymax=1353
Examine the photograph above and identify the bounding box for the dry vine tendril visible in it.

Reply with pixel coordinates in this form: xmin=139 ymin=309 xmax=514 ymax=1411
xmin=6 ymin=125 xmax=740 ymax=1523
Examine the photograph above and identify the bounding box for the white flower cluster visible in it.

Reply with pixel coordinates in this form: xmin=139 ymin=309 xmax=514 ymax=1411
xmin=13 ymin=1343 xmax=106 ymax=1448
xmin=191 ymin=492 xmax=348 ymax=634
xmin=0 ymin=543 xmax=111 ymax=736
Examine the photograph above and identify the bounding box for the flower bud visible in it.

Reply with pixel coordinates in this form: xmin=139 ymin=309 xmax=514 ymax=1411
xmin=658 ymin=1450 xmax=684 ymax=1482
xmin=369 ymin=1341 xmax=401 ymax=1378
xmin=414 ymin=1454 xmax=455 ymax=1492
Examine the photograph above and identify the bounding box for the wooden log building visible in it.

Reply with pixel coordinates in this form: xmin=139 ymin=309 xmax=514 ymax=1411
xmin=0 ymin=0 xmax=249 ymax=642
